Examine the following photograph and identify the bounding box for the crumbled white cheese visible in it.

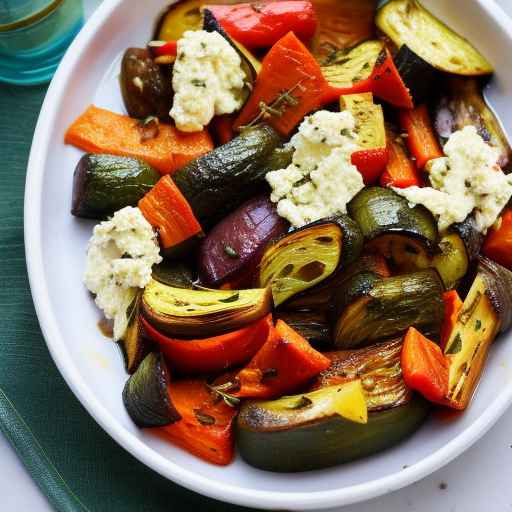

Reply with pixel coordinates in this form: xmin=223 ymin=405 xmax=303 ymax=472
xmin=393 ymin=126 xmax=512 ymax=233
xmin=170 ymin=30 xmax=246 ymax=132
xmin=84 ymin=207 xmax=162 ymax=340
xmin=266 ymin=110 xmax=363 ymax=227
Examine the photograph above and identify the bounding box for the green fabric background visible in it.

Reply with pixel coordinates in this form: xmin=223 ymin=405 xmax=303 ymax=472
xmin=0 ymin=84 xmax=257 ymax=512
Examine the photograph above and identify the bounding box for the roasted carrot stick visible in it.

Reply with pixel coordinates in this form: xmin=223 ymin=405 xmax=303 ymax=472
xmin=483 ymin=209 xmax=512 ymax=270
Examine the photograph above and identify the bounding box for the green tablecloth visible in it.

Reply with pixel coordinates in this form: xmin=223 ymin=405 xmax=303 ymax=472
xmin=0 ymin=84 xmax=256 ymax=512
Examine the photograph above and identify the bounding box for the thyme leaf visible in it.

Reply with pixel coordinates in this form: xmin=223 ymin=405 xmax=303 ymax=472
xmin=207 ymin=383 xmax=241 ymax=408
xmin=194 ymin=409 xmax=216 ymax=425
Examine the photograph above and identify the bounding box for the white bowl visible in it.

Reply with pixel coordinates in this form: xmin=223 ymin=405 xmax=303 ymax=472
xmin=24 ymin=0 xmax=512 ymax=509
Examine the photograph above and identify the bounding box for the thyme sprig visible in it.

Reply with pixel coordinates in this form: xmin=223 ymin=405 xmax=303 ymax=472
xmin=207 ymin=382 xmax=241 ymax=408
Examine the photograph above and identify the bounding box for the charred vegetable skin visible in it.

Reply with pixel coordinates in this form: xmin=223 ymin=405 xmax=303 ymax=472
xmin=198 ymin=195 xmax=289 ymax=287
xmin=71 ymin=154 xmax=159 ymax=219
xmin=173 ymin=125 xmax=281 ymax=225
xmin=120 ymin=48 xmax=172 ymax=120
xmin=332 ymin=269 xmax=444 ymax=349
xmin=258 ymin=215 xmax=363 ymax=307
xmin=122 ymin=352 xmax=180 ymax=427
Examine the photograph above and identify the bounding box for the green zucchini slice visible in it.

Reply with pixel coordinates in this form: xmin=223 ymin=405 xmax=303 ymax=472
xmin=142 ymin=280 xmax=272 ymax=337
xmin=376 ymin=0 xmax=493 ymax=76
xmin=258 ymin=215 xmax=363 ymax=307
xmin=332 ymin=269 xmax=445 ymax=349
xmin=237 ymin=385 xmax=429 ymax=472
xmin=321 ymin=40 xmax=384 ymax=88
xmin=122 ymin=352 xmax=181 ymax=427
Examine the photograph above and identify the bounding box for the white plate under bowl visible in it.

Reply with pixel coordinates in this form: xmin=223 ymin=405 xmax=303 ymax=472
xmin=24 ymin=0 xmax=512 ymax=509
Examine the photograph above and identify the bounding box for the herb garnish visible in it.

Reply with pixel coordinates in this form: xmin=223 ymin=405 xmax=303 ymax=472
xmin=207 ymin=382 xmax=241 ymax=408
xmin=194 ymin=409 xmax=216 ymax=425
xmin=475 ymin=319 xmax=482 ymax=331
xmin=446 ymin=333 xmax=462 ymax=354
xmin=288 ymin=396 xmax=313 ymax=410
xmin=223 ymin=244 xmax=239 ymax=259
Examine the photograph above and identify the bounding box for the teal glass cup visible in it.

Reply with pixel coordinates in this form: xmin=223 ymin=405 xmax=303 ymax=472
xmin=0 ymin=0 xmax=83 ymax=85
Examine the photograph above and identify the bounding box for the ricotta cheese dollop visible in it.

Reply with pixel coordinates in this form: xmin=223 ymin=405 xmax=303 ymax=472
xmin=266 ymin=110 xmax=364 ymax=228
xmin=393 ymin=126 xmax=512 ymax=233
xmin=84 ymin=206 xmax=162 ymax=341
xmin=170 ymin=30 xmax=246 ymax=132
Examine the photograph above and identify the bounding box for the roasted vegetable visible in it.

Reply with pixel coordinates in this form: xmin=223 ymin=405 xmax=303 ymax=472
xmin=376 ymin=0 xmax=493 ymax=76
xmin=172 ymin=124 xmax=281 ymax=225
xmin=348 ymin=187 xmax=438 ymax=272
xmin=441 ymin=290 xmax=463 ymax=349
xmin=198 ymin=195 xmax=289 ymax=287
xmin=155 ymin=0 xmax=202 ymax=41
xmin=483 ymin=209 xmax=512 ymax=270
xmin=332 ymin=269 xmax=444 ymax=349
xmin=237 ymin=381 xmax=429 ymax=472
xmin=65 ymin=105 xmax=213 ymax=175
xmin=156 ymin=378 xmax=238 ymax=465
xmin=258 ymin=215 xmax=363 ymax=307
xmin=274 ymin=310 xmax=331 ymax=348
xmin=71 ymin=153 xmax=159 ymax=219
xmin=321 ymin=40 xmax=384 ymax=89
xmin=394 ymin=45 xmax=439 ymax=103
xmin=152 ymin=260 xmax=195 ymax=289
xmin=142 ymin=280 xmax=272 ymax=338
xmin=142 ymin=314 xmax=271 ymax=375
xmin=311 ymin=0 xmax=377 ymax=60
xmin=233 ymin=319 xmax=331 ymax=399
xmin=205 ymin=1 xmax=317 ymax=49
xmin=313 ymin=338 xmax=410 ymax=411
xmin=138 ymin=175 xmax=203 ymax=257
xmin=119 ymin=295 xmax=153 ymax=374
xmin=120 ymin=48 xmax=172 ymax=120
xmin=122 ymin=352 xmax=181 ymax=427
xmin=433 ymin=77 xmax=511 ymax=170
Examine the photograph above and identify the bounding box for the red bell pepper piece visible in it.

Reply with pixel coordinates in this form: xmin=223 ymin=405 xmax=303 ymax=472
xmin=141 ymin=314 xmax=272 ymax=375
xmin=440 ymin=291 xmax=463 ymax=350
xmin=205 ymin=1 xmax=317 ymax=49
xmin=399 ymin=105 xmax=444 ymax=170
xmin=380 ymin=132 xmax=421 ymax=188
xmin=351 ymin=147 xmax=389 ymax=185
xmin=483 ymin=209 xmax=512 ymax=270
xmin=401 ymin=327 xmax=449 ymax=405
xmin=153 ymin=379 xmax=237 ymax=465
xmin=233 ymin=319 xmax=331 ymax=399
xmin=149 ymin=40 xmax=178 ymax=57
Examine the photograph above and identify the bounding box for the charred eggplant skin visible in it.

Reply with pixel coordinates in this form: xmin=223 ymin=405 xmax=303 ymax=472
xmin=120 ymin=48 xmax=172 ymax=120
xmin=71 ymin=154 xmax=160 ymax=219
xmin=122 ymin=352 xmax=180 ymax=427
xmin=173 ymin=125 xmax=282 ymax=225
xmin=152 ymin=260 xmax=195 ymax=289
xmin=237 ymin=394 xmax=430 ymax=472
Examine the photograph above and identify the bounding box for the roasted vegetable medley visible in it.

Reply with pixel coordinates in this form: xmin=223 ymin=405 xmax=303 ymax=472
xmin=67 ymin=0 xmax=512 ymax=472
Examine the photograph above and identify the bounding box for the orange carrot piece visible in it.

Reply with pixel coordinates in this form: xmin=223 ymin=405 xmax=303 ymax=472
xmin=155 ymin=379 xmax=237 ymax=465
xmin=233 ymin=32 xmax=328 ymax=136
xmin=380 ymin=132 xmax=421 ymax=188
xmin=64 ymin=105 xmax=213 ymax=174
xmin=440 ymin=291 xmax=464 ymax=350
xmin=483 ymin=209 xmax=512 ymax=270
xmin=138 ymin=175 xmax=202 ymax=249
xmin=234 ymin=319 xmax=331 ymax=399
xmin=399 ymin=105 xmax=443 ymax=170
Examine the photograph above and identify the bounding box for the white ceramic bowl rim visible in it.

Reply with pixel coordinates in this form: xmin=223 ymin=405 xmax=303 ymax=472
xmin=24 ymin=1 xmax=512 ymax=509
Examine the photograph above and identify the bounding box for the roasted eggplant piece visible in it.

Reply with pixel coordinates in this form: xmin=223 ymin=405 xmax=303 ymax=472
xmin=311 ymin=0 xmax=377 ymax=61
xmin=172 ymin=124 xmax=282 ymax=225
xmin=321 ymin=40 xmax=384 ymax=88
xmin=155 ymin=0 xmax=202 ymax=41
xmin=274 ymin=310 xmax=331 ymax=348
xmin=198 ymin=195 xmax=289 ymax=287
xmin=237 ymin=380 xmax=429 ymax=472
xmin=71 ymin=154 xmax=160 ymax=219
xmin=433 ymin=77 xmax=512 ymax=171
xmin=394 ymin=45 xmax=439 ymax=103
xmin=348 ymin=187 xmax=438 ymax=272
xmin=332 ymin=269 xmax=445 ymax=349
xmin=122 ymin=352 xmax=181 ymax=427
xmin=152 ymin=260 xmax=195 ymax=289
xmin=142 ymin=280 xmax=272 ymax=338
xmin=376 ymin=0 xmax=493 ymax=76
xmin=258 ymin=215 xmax=363 ymax=307
xmin=314 ymin=338 xmax=410 ymax=411
xmin=120 ymin=48 xmax=172 ymax=120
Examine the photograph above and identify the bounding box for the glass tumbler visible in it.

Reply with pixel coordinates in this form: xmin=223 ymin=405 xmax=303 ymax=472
xmin=0 ymin=0 xmax=83 ymax=85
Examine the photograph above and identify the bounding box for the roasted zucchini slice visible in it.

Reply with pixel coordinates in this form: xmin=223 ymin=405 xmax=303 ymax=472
xmin=142 ymin=280 xmax=272 ymax=338
xmin=152 ymin=259 xmax=195 ymax=289
xmin=376 ymin=0 xmax=493 ymax=76
xmin=155 ymin=0 xmax=202 ymax=41
xmin=237 ymin=381 xmax=429 ymax=472
xmin=258 ymin=215 xmax=363 ymax=307
xmin=122 ymin=352 xmax=181 ymax=427
xmin=332 ymin=269 xmax=445 ymax=349
xmin=348 ymin=187 xmax=438 ymax=272
xmin=321 ymin=40 xmax=384 ymax=88
xmin=274 ymin=310 xmax=331 ymax=348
